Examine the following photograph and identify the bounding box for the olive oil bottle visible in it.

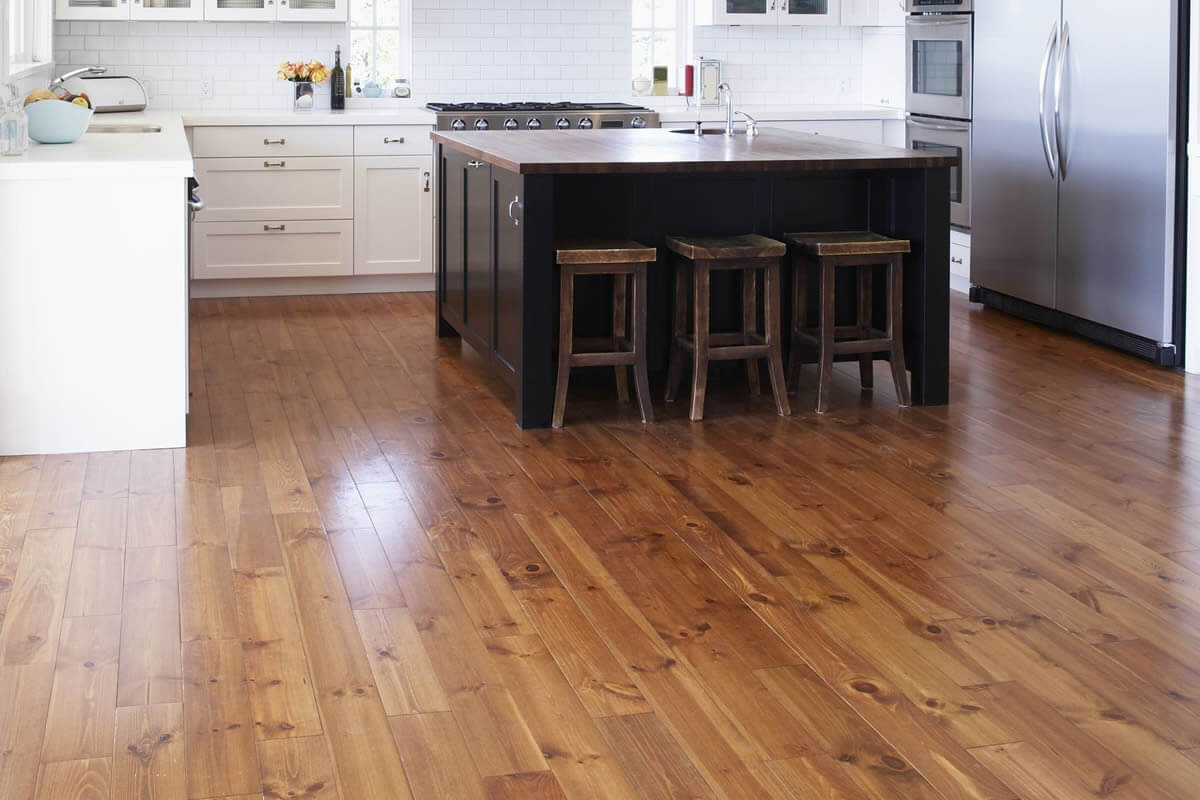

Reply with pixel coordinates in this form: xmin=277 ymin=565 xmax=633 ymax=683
xmin=331 ymin=45 xmax=346 ymax=110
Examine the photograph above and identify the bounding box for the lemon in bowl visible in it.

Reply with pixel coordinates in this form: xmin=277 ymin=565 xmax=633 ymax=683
xmin=25 ymin=99 xmax=95 ymax=145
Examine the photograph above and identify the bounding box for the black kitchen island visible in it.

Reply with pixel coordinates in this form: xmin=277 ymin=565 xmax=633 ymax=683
xmin=433 ymin=127 xmax=957 ymax=429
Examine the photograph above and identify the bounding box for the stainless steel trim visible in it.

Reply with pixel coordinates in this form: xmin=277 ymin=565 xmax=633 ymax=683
xmin=906 ymin=117 xmax=969 ymax=132
xmin=263 ymin=160 xmax=286 ymax=167
xmin=263 ymin=137 xmax=286 ymax=144
xmin=383 ymin=136 xmax=405 ymax=143
xmin=1054 ymin=20 xmax=1070 ymax=180
xmin=263 ymin=224 xmax=286 ymax=231
xmin=907 ymin=0 xmax=971 ymax=11
xmin=1038 ymin=22 xmax=1059 ymax=178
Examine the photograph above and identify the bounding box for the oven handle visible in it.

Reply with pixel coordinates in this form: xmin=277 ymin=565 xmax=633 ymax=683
xmin=1054 ymin=20 xmax=1070 ymax=180
xmin=906 ymin=117 xmax=970 ymax=133
xmin=1038 ymin=21 xmax=1059 ymax=178
xmin=906 ymin=15 xmax=971 ymax=27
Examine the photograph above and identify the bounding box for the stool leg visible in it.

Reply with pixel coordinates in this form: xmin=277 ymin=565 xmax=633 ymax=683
xmin=613 ymin=272 xmax=631 ymax=405
xmin=690 ymin=261 xmax=711 ymax=422
xmin=788 ymin=256 xmax=808 ymax=394
xmin=764 ymin=259 xmax=791 ymax=417
xmin=858 ymin=264 xmax=874 ymax=390
xmin=887 ymin=254 xmax=911 ymax=408
xmin=816 ymin=258 xmax=836 ymax=414
xmin=743 ymin=268 xmax=761 ymax=397
xmin=552 ymin=266 xmax=575 ymax=428
xmin=665 ymin=258 xmax=687 ymax=404
xmin=631 ymin=263 xmax=654 ymax=424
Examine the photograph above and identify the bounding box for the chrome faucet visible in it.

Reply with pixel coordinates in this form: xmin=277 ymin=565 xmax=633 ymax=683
xmin=719 ymin=82 xmax=735 ymax=137
xmin=50 ymin=66 xmax=107 ymax=91
xmin=735 ymin=109 xmax=759 ymax=137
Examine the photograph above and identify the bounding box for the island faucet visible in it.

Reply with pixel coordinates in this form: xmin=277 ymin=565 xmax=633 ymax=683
xmin=719 ymin=82 xmax=735 ymax=137
xmin=50 ymin=66 xmax=107 ymax=91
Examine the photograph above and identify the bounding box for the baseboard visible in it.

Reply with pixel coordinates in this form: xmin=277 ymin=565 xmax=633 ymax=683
xmin=190 ymin=273 xmax=434 ymax=298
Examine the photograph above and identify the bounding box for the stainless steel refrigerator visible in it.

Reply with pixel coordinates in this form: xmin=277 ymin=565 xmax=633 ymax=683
xmin=971 ymin=0 xmax=1184 ymax=365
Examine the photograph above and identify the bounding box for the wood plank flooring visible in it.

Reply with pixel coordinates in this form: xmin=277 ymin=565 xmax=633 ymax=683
xmin=2 ymin=291 xmax=1200 ymax=799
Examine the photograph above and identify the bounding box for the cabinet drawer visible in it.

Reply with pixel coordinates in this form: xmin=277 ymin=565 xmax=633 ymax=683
xmin=191 ymin=125 xmax=353 ymax=158
xmin=191 ymin=220 xmax=353 ymax=279
xmin=950 ymin=241 xmax=971 ymax=279
xmin=354 ymin=125 xmax=434 ymax=156
xmin=194 ymin=157 xmax=353 ymax=221
xmin=354 ymin=156 xmax=433 ymax=275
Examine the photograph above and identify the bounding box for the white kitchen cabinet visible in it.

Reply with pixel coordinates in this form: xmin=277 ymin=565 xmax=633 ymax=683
xmin=192 ymin=125 xmax=353 ymax=159
xmin=192 ymin=219 xmax=353 ymax=279
xmin=766 ymin=119 xmax=885 ymax=143
xmin=841 ymin=0 xmax=906 ymax=25
xmin=354 ymin=156 xmax=433 ymax=276
xmin=193 ymin=156 xmax=354 ymax=222
xmin=57 ymin=0 xmax=205 ymax=21
xmin=700 ymin=0 xmax=841 ymax=26
xmin=203 ymin=0 xmax=344 ymax=21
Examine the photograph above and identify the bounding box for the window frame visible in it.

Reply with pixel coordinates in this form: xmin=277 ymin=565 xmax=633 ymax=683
xmin=4 ymin=0 xmax=52 ymax=81
xmin=347 ymin=0 xmax=413 ymax=99
xmin=632 ymin=0 xmax=693 ymax=93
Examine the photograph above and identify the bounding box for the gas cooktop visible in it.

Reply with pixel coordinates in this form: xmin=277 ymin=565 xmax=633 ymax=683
xmin=426 ymin=101 xmax=652 ymax=113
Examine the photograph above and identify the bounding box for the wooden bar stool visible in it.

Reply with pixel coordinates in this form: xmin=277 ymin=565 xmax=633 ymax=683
xmin=664 ymin=234 xmax=791 ymax=422
xmin=785 ymin=231 xmax=911 ymax=414
xmin=553 ymin=240 xmax=657 ymax=428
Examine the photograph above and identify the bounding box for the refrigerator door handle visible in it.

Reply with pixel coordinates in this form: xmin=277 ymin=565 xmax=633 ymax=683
xmin=1038 ymin=22 xmax=1059 ymax=178
xmin=1054 ymin=20 xmax=1071 ymax=180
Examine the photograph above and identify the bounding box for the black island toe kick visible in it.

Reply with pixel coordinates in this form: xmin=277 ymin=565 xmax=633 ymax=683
xmin=433 ymin=132 xmax=952 ymax=429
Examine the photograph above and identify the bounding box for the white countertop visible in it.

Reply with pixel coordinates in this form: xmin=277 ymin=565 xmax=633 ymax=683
xmin=656 ymin=104 xmax=906 ymax=123
xmin=180 ymin=107 xmax=436 ymax=126
xmin=0 ymin=110 xmax=193 ymax=181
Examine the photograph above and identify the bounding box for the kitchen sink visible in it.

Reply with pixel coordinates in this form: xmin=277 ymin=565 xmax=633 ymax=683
xmin=86 ymin=123 xmax=163 ymax=133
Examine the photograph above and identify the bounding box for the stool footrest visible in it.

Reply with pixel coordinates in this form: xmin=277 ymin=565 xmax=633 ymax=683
xmin=569 ymin=351 xmax=637 ymax=368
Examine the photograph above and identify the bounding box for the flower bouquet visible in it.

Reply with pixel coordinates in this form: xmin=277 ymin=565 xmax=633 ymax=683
xmin=278 ymin=60 xmax=331 ymax=112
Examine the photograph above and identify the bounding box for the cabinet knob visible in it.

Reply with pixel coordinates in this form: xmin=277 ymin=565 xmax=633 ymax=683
xmin=467 ymin=160 xmax=485 ymax=168
xmin=383 ymin=137 xmax=405 ymax=144
xmin=263 ymin=224 xmax=286 ymax=232
xmin=507 ymin=195 xmax=522 ymax=227
xmin=263 ymin=138 xmax=286 ymax=145
xmin=263 ymin=160 xmax=286 ymax=167
xmin=423 ymin=171 xmax=431 ymax=192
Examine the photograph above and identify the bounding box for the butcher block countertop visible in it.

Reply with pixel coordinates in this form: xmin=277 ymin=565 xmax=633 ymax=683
xmin=431 ymin=127 xmax=958 ymax=175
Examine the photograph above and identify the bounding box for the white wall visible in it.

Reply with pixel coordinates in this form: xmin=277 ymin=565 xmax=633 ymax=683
xmin=54 ymin=5 xmax=888 ymax=110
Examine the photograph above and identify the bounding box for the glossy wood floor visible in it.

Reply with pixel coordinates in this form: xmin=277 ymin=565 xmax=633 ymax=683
xmin=3 ymin=292 xmax=1200 ymax=800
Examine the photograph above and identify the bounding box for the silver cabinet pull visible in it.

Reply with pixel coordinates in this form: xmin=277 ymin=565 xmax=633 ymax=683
xmin=263 ymin=224 xmax=286 ymax=232
xmin=263 ymin=137 xmax=286 ymax=145
xmin=1038 ymin=22 xmax=1059 ymax=178
xmin=467 ymin=160 xmax=485 ymax=168
xmin=263 ymin=160 xmax=286 ymax=167
xmin=384 ymin=136 xmax=405 ymax=144
xmin=507 ymin=195 xmax=522 ymax=227
xmin=1053 ymin=20 xmax=1071 ymax=180
xmin=422 ymin=171 xmax=431 ymax=192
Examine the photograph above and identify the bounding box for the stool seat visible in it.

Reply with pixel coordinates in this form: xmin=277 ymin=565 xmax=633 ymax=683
xmin=785 ymin=231 xmax=911 ymax=258
xmin=557 ymin=240 xmax=658 ymax=265
xmin=666 ymin=234 xmax=786 ymax=261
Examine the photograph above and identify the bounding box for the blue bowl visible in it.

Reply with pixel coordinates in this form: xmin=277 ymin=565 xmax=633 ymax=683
xmin=26 ymin=100 xmax=95 ymax=144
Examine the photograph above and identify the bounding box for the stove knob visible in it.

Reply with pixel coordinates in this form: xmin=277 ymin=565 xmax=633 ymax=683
xmin=504 ymin=117 xmax=519 ymax=130
xmin=450 ymin=118 xmax=466 ymax=131
xmin=474 ymin=118 xmax=490 ymax=131
xmin=526 ymin=118 xmax=542 ymax=129
xmin=630 ymin=116 xmax=647 ymax=129
xmin=555 ymin=117 xmax=571 ymax=130
xmin=577 ymin=117 xmax=593 ymax=129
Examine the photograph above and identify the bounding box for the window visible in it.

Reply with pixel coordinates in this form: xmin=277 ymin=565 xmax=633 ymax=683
xmin=633 ymin=0 xmax=691 ymax=91
xmin=349 ymin=0 xmax=412 ymax=95
xmin=5 ymin=0 xmax=51 ymax=77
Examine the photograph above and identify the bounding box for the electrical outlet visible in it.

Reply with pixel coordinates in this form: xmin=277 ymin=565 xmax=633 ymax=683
xmin=199 ymin=76 xmax=213 ymax=100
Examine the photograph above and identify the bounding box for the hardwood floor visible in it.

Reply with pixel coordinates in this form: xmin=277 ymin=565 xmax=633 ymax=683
xmin=2 ymin=290 xmax=1200 ymax=799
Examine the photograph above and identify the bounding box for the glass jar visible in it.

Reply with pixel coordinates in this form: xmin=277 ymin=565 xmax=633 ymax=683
xmin=0 ymin=99 xmax=29 ymax=156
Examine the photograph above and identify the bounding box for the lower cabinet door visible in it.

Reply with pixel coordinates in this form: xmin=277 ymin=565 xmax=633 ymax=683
xmin=191 ymin=219 xmax=353 ymax=279
xmin=354 ymin=155 xmax=433 ymax=275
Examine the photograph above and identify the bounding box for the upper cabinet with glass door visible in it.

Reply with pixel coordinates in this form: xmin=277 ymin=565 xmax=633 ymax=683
xmin=204 ymin=0 xmax=344 ymax=21
xmin=56 ymin=0 xmax=204 ymax=21
xmin=697 ymin=0 xmax=848 ymax=26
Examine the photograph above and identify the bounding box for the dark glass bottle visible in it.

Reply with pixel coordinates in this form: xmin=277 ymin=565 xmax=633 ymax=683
xmin=331 ymin=45 xmax=346 ymax=110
